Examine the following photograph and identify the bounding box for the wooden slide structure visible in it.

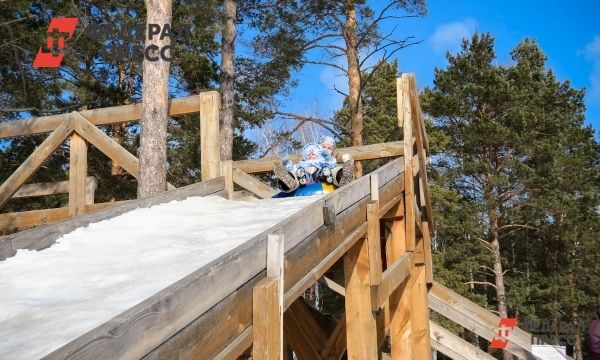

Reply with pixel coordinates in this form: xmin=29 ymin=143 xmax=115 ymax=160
xmin=0 ymin=74 xmax=544 ymax=359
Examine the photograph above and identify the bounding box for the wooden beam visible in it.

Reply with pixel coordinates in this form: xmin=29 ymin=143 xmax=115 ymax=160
xmin=200 ymin=91 xmax=221 ymax=182
xmin=253 ymin=277 xmax=280 ymax=360
xmin=319 ymin=276 xmax=345 ymax=297
xmin=72 ymin=112 xmax=140 ymax=178
xmin=367 ymin=201 xmax=382 ymax=286
xmin=429 ymin=321 xmax=496 ymax=360
xmin=266 ymin=233 xmax=284 ymax=360
xmin=69 ymin=133 xmax=87 ymax=216
xmin=421 ymin=221 xmax=433 ymax=284
xmin=232 ymin=168 xmax=277 ymax=199
xmin=233 ymin=142 xmax=405 ymax=174
xmin=0 ymin=95 xmax=202 ymax=139
xmin=10 ymin=177 xmax=95 ymax=199
xmin=409 ymin=266 xmax=432 ymax=360
xmin=428 ymin=281 xmax=534 ymax=359
xmin=344 ymin=239 xmax=378 ymax=359
xmin=372 ymin=252 xmax=412 ymax=311
xmin=85 ymin=176 xmax=97 ymax=205
xmin=320 ymin=316 xmax=346 ymax=360
xmin=283 ymin=301 xmax=324 ymax=360
xmin=0 ymin=178 xmax=225 ymax=260
xmin=399 ymin=75 xmax=416 ymax=251
xmin=0 ymin=118 xmax=74 ymax=209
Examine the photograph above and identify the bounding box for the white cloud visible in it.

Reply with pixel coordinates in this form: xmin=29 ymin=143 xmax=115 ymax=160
xmin=579 ymin=36 xmax=600 ymax=99
xmin=429 ymin=18 xmax=477 ymax=54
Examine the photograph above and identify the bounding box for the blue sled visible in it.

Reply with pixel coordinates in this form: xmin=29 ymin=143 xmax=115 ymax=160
xmin=272 ymin=182 xmax=335 ymax=198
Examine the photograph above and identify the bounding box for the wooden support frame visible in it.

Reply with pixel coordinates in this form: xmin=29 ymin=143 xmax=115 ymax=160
xmin=221 ymin=160 xmax=234 ymax=200
xmin=429 ymin=320 xmax=496 ymax=360
xmin=409 ymin=266 xmax=432 ymax=359
xmin=398 ymin=75 xmax=416 ymax=251
xmin=11 ymin=177 xmax=94 ymax=199
xmin=372 ymin=252 xmax=412 ymax=311
xmin=0 ymin=118 xmax=74 ymax=208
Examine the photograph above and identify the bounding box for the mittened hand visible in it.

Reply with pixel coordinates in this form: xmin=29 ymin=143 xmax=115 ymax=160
xmin=321 ymin=149 xmax=330 ymax=157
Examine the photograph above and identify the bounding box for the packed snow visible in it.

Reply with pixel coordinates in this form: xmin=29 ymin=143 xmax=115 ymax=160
xmin=0 ymin=195 xmax=319 ymax=359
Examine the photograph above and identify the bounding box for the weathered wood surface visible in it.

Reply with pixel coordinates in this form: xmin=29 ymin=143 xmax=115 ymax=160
xmin=200 ymin=91 xmax=221 ymax=182
xmin=141 ymin=165 xmax=406 ymax=360
xmin=253 ymin=277 xmax=280 ymax=360
xmin=0 ymin=118 xmax=74 ymax=208
xmin=0 ymin=201 xmax=128 ymax=235
xmin=373 ymin=252 xmax=412 ymax=311
xmin=284 ymin=299 xmax=328 ymax=360
xmin=0 ymin=178 xmax=225 ymax=261
xmin=428 ymin=281 xmax=534 ymax=359
xmin=233 ymin=142 xmax=405 ymax=174
xmin=409 ymin=266 xmax=432 ymax=359
xmin=0 ymin=95 xmax=202 ymax=139
xmin=73 ymin=112 xmax=141 ymax=179
xmin=429 ymin=321 xmax=496 ymax=360
xmin=366 ymin=201 xmax=382 ymax=286
xmin=68 ymin=133 xmax=88 ymax=216
xmin=11 ymin=177 xmax=95 ymax=198
xmin=232 ymin=168 xmax=277 ymax=199
xmin=399 ymin=75 xmax=416 ymax=252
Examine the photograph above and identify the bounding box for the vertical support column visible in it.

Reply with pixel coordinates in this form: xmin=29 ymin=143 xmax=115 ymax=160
xmin=200 ymin=91 xmax=221 ymax=182
xmin=409 ymin=267 xmax=432 ymax=359
xmin=85 ymin=176 xmax=97 ymax=206
xmin=69 ymin=133 xmax=87 ymax=216
xmin=398 ymin=75 xmax=415 ymax=251
xmin=385 ymin=198 xmax=413 ymax=359
xmin=344 ymin=237 xmax=378 ymax=359
xmin=221 ymin=160 xmax=234 ymax=200
xmin=367 ymin=201 xmax=382 ymax=286
xmin=253 ymin=233 xmax=284 ymax=360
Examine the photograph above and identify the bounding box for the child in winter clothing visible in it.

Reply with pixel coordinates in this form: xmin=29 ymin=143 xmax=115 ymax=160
xmin=319 ymin=136 xmax=354 ymax=187
xmin=274 ymin=143 xmax=326 ymax=192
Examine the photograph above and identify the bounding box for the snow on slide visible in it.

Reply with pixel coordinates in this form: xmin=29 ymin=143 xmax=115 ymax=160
xmin=0 ymin=195 xmax=319 ymax=359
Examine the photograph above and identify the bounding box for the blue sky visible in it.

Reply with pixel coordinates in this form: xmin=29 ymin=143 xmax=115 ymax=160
xmin=284 ymin=0 xmax=600 ymax=138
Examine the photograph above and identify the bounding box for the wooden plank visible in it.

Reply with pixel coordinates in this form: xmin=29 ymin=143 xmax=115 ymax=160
xmin=422 ymin=221 xmax=433 ymax=284
xmin=429 ymin=321 xmax=496 ymax=360
xmin=253 ymin=277 xmax=280 ymax=360
xmin=234 ymin=142 xmax=405 ymax=174
xmin=399 ymin=75 xmax=416 ymax=251
xmin=213 ymin=326 xmax=253 ymax=360
xmin=0 ymin=118 xmax=74 ymax=208
xmin=370 ymin=173 xmax=379 ymax=201
xmin=221 ymin=160 xmax=234 ymax=200
xmin=320 ymin=316 xmax=346 ymax=360
xmin=283 ymin=301 xmax=324 ymax=360
xmin=344 ymin=239 xmax=378 ymax=360
xmin=319 ymin=276 xmax=345 ymax=297
xmin=409 ymin=266 xmax=432 ymax=360
xmin=0 ymin=95 xmax=202 ymax=139
xmin=406 ymin=74 xmax=433 ymax=228
xmin=428 ymin=281 xmax=534 ymax=359
xmin=367 ymin=201 xmax=382 ymax=285
xmin=11 ymin=177 xmax=94 ymax=198
xmin=373 ymin=252 xmax=412 ymax=311
xmin=266 ymin=233 xmax=284 ymax=360
xmin=324 ymin=172 xmax=371 ymax=215
xmin=232 ymin=168 xmax=277 ymax=199
xmin=143 ymin=174 xmax=405 ymax=360
xmin=0 ymin=178 xmax=225 ymax=260
xmin=69 ymin=133 xmax=88 ymax=216
xmin=200 ymin=91 xmax=221 ymax=182
xmin=72 ymin=112 xmax=140 ymax=178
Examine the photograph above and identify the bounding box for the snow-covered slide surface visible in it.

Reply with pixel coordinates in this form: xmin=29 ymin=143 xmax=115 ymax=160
xmin=0 ymin=195 xmax=319 ymax=359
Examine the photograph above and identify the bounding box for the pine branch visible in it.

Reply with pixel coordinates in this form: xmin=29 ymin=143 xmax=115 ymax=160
xmin=464 ymin=281 xmax=498 ymax=290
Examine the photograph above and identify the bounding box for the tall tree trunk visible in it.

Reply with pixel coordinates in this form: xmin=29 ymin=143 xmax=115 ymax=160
xmin=138 ymin=0 xmax=172 ymax=198
xmin=342 ymin=0 xmax=363 ymax=177
xmin=568 ymin=274 xmax=584 ymax=359
xmin=219 ymin=0 xmax=236 ymax=161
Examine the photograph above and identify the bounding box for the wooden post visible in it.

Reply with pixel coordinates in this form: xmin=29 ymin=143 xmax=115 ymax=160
xmin=253 ymin=233 xmax=284 ymax=360
xmin=221 ymin=160 xmax=234 ymax=200
xmin=69 ymin=133 xmax=88 ymax=216
xmin=398 ymin=75 xmax=415 ymax=251
xmin=367 ymin=201 xmax=382 ymax=286
xmin=200 ymin=91 xmax=221 ymax=182
xmin=344 ymin=238 xmax=378 ymax=360
xmin=385 ymin=198 xmax=413 ymax=359
xmin=409 ymin=266 xmax=432 ymax=359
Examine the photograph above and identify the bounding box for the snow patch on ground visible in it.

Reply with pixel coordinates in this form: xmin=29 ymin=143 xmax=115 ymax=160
xmin=0 ymin=195 xmax=319 ymax=359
